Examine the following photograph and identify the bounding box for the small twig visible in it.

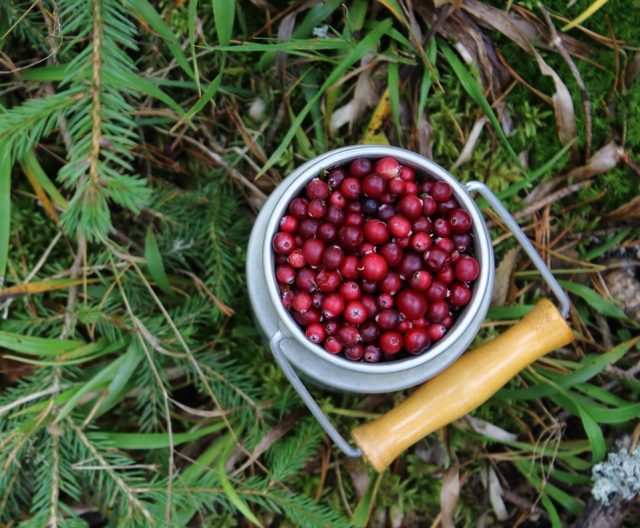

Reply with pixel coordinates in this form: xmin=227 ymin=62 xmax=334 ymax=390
xmin=512 ymin=180 xmax=591 ymax=220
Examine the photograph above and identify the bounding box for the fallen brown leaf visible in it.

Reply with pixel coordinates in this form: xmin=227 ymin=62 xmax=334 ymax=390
xmin=491 ymin=246 xmax=520 ymax=307
xmin=606 ymin=196 xmax=640 ymax=222
xmin=440 ymin=465 xmax=460 ymax=528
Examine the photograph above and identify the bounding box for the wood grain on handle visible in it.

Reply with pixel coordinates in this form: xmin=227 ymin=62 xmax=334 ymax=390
xmin=351 ymin=299 xmax=574 ymax=472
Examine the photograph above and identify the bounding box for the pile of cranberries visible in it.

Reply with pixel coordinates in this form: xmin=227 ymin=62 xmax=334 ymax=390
xmin=272 ymin=157 xmax=480 ymax=363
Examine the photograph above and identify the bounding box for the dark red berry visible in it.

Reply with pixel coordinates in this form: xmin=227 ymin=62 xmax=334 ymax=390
xmin=280 ymin=215 xmax=298 ymax=233
xmin=318 ymin=222 xmax=337 ymax=242
xmin=437 ymin=266 xmax=455 ymax=285
xmin=344 ymin=344 xmax=364 ymax=361
xmin=288 ymin=197 xmax=309 ymax=218
xmin=295 ymin=267 xmax=317 ymax=292
xmin=434 ymin=218 xmax=451 ymax=238
xmin=336 ymin=325 xmax=360 ymax=347
xmin=311 ymin=292 xmax=324 ymax=309
xmin=404 ymin=328 xmax=430 ymax=355
xmin=362 ymin=173 xmax=387 ymax=198
xmin=375 ymin=157 xmax=401 ymax=179
xmin=350 ymin=158 xmax=373 ymax=178
xmin=360 ymin=321 xmax=380 ymax=343
xmin=449 ymin=208 xmax=472 ymax=234
xmin=322 ymin=293 xmax=345 ymax=318
xmin=450 ymin=283 xmax=472 ymax=306
xmin=377 ymin=203 xmax=396 ymax=221
xmin=273 ymin=232 xmax=295 ymax=255
xmin=346 ymin=201 xmax=363 ymax=214
xmin=396 ymin=289 xmax=427 ymax=319
xmin=294 ymin=308 xmax=321 ymax=325
xmin=409 ymin=270 xmax=431 ymax=291
xmin=340 ymin=177 xmax=361 ymax=200
xmin=325 ymin=335 xmax=342 ymax=354
xmin=388 ymin=176 xmax=405 ymax=195
xmin=298 ymin=218 xmax=320 ymax=238
xmin=436 ymin=198 xmax=458 ymax=217
xmin=398 ymin=195 xmax=423 ymax=220
xmin=329 ymin=191 xmax=346 ymax=208
xmin=316 ymin=269 xmax=340 ymax=292
xmin=364 ymin=345 xmax=382 ymax=363
xmin=412 ymin=216 xmax=432 ymax=233
xmin=425 ymin=281 xmax=447 ymax=301
xmin=288 ymin=249 xmax=305 ymax=268
xmin=410 ymin=232 xmax=432 ymax=253
xmin=358 ymin=242 xmax=376 ymax=256
xmin=305 ymin=323 xmax=326 ymax=344
xmin=436 ymin=238 xmax=455 ymax=254
xmin=282 ymin=289 xmax=294 ymax=308
xmin=398 ymin=251 xmax=423 ymax=278
xmin=325 ymin=319 xmax=338 ymax=335
xmin=363 ymin=219 xmax=389 ymax=245
xmin=337 ymin=226 xmax=364 ymax=250
xmin=427 ymin=300 xmax=449 ymax=322
xmin=426 ymin=323 xmax=446 ymax=342
xmin=360 ymin=296 xmax=378 ymax=319
xmin=442 ymin=315 xmax=454 ymax=329
xmin=360 ymin=280 xmax=378 ymax=295
xmin=431 ymin=181 xmax=452 ymax=202
xmin=339 ymin=281 xmax=361 ymax=301
xmin=397 ymin=319 xmax=413 ymax=333
xmin=293 ymin=291 xmax=312 ymax=312
xmin=308 ymin=199 xmax=327 ymax=219
xmin=424 ymin=248 xmax=450 ymax=273
xmin=452 ymin=233 xmax=473 ymax=253
xmin=405 ymin=182 xmax=419 ymax=194
xmin=302 ymin=238 xmax=325 ymax=267
xmin=359 ymin=253 xmax=388 ymax=282
xmin=399 ymin=166 xmax=415 ymax=182
xmin=326 ymin=205 xmax=345 ymax=225
xmin=327 ymin=168 xmax=347 ymax=189
xmin=344 ymin=301 xmax=368 ymax=325
xmin=388 ymin=215 xmax=411 ymax=238
xmin=379 ymin=271 xmax=402 ymax=294
xmin=322 ymin=245 xmax=344 ymax=270
xmin=377 ymin=292 xmax=394 ymax=309
xmin=422 ymin=195 xmax=437 ymax=216
xmin=379 ymin=242 xmax=403 ymax=266
xmin=306 ymin=178 xmax=330 ymax=200
xmin=345 ymin=212 xmax=364 ymax=227
xmin=376 ymin=309 xmax=401 ymax=330
xmin=379 ymin=331 xmax=402 ymax=354
xmin=454 ymin=256 xmax=480 ymax=282
xmin=339 ymin=255 xmax=359 ymax=280
xmin=276 ymin=264 xmax=296 ymax=285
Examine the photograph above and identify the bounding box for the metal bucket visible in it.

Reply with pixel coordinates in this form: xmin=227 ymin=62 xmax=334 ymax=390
xmin=247 ymin=145 xmax=569 ymax=456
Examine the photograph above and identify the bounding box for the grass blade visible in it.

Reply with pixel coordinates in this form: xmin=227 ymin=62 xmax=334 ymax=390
xmin=0 ymin=144 xmax=10 ymax=285
xmin=559 ymin=280 xmax=631 ymax=321
xmin=144 ymin=227 xmax=173 ymax=295
xmin=105 ymin=422 xmax=227 ymax=449
xmin=212 ymin=0 xmax=235 ymax=47
xmin=188 ymin=0 xmax=201 ymax=96
xmin=95 ymin=341 xmax=143 ymax=417
xmin=19 ymin=150 xmax=68 ymax=209
xmin=170 ymin=71 xmax=223 ymax=132
xmin=0 ymin=330 xmax=84 ymax=355
xmin=562 ymin=0 xmax=610 ymax=31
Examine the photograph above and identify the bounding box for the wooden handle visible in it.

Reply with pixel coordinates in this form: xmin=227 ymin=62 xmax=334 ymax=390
xmin=351 ymin=299 xmax=574 ymax=472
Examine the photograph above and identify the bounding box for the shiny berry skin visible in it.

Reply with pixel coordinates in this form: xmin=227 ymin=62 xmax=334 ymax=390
xmin=404 ymin=328 xmax=431 ymax=355
xmin=306 ymin=178 xmax=330 ymax=200
xmin=288 ymin=249 xmax=305 ymax=268
xmin=346 ymin=201 xmax=363 ymax=214
xmin=427 ymin=299 xmax=449 ymax=322
xmin=298 ymin=218 xmax=320 ymax=238
xmin=316 ymin=269 xmax=340 ymax=292
xmin=336 ymin=325 xmax=360 ymax=347
xmin=405 ymin=182 xmax=419 ymax=194
xmin=398 ymin=251 xmax=423 ymax=278
xmin=422 ymin=195 xmax=437 ymax=216
xmin=379 ymin=271 xmax=402 ymax=294
xmin=379 ymin=242 xmax=403 ymax=266
xmin=388 ymin=215 xmax=412 ymax=238
xmin=425 ymin=281 xmax=447 ymax=301
xmin=426 ymin=323 xmax=446 ymax=342
xmin=325 ymin=319 xmax=338 ymax=335
xmin=339 ymin=281 xmax=361 ymax=301
xmin=318 ymin=222 xmax=337 ymax=242
xmin=409 ymin=270 xmax=432 ymax=291
xmin=424 ymin=248 xmax=450 ymax=273
xmin=396 ymin=289 xmax=427 ymax=319
xmin=359 ymin=253 xmax=389 ymax=282
xmin=377 ymin=203 xmax=396 ymax=221
xmin=294 ymin=308 xmax=321 ymax=326
xmin=282 ymin=289 xmax=294 ymax=308
xmin=340 ymin=177 xmax=361 ymax=200
xmin=453 ymin=233 xmax=473 ymax=253
xmin=377 ymin=292 xmax=394 ymax=309
xmin=397 ymin=236 xmax=409 ymax=249
xmin=399 ymin=166 xmax=415 ymax=181
xmin=359 ymin=321 xmax=380 ymax=343
xmin=431 ymin=181 xmax=453 ymax=202
xmin=311 ymin=292 xmax=324 ymax=308
xmin=360 ymin=280 xmax=378 ymax=295
xmin=272 ymin=232 xmax=295 ymax=255
xmin=412 ymin=216 xmax=432 ymax=233
xmin=397 ymin=319 xmax=413 ymax=333
xmin=295 ymin=268 xmax=317 ymax=292
xmin=442 ymin=315 xmax=454 ymax=329
xmin=327 ymin=168 xmax=347 ymax=189
xmin=338 ymin=226 xmax=364 ymax=250
xmin=322 ymin=245 xmax=344 ymax=270
xmin=433 ymin=218 xmax=451 ymax=238
xmin=455 ymin=256 xmax=480 ymax=282
xmin=410 ymin=232 xmax=432 ymax=253
xmin=339 ymin=255 xmax=360 ymax=280
xmin=362 ymin=173 xmax=387 ymax=198
xmin=344 ymin=301 xmax=368 ymax=325
xmin=329 ymin=191 xmax=346 ymax=208
xmin=363 ymin=345 xmax=382 ymax=363
xmin=450 ymin=283 xmax=472 ymax=306
xmin=388 ymin=177 xmax=405 ymax=195
xmin=350 ymin=158 xmax=373 ymax=178
xmin=325 ymin=205 xmax=345 ymax=225
xmin=322 ymin=293 xmax=344 ymax=318
xmin=436 ymin=198 xmax=458 ymax=217
xmin=436 ymin=238 xmax=455 ymax=254
xmin=344 ymin=344 xmax=364 ymax=361
xmin=302 ymin=238 xmax=325 ymax=267
xmin=375 ymin=157 xmax=401 ymax=179
xmin=398 ymin=195 xmax=423 ymax=220
xmin=364 ymin=219 xmax=389 ymax=245
xmin=293 ymin=291 xmax=312 ymax=312
xmin=379 ymin=331 xmax=402 ymax=354
xmin=305 ymin=323 xmax=326 ymax=344
xmin=449 ymin=208 xmax=472 ymax=234
xmin=325 ymin=335 xmax=342 ymax=354
xmin=275 ymin=254 xmax=288 ymax=265
xmin=276 ymin=264 xmax=296 ymax=285
xmin=437 ymin=266 xmax=455 ymax=285
xmin=361 ymin=296 xmax=378 ymax=319
xmin=376 ymin=309 xmax=401 ymax=330
xmin=346 ymin=212 xmax=365 ymax=227
xmin=280 ymin=215 xmax=298 ymax=233
xmin=420 ymin=180 xmax=435 ymax=193
xmin=288 ymin=197 xmax=309 ymax=218
xmin=308 ymin=199 xmax=327 ymax=218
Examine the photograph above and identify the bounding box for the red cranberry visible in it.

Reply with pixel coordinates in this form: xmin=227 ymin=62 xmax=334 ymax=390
xmin=452 ymin=233 xmax=473 ymax=253
xmin=344 ymin=344 xmax=364 ymax=361
xmin=450 ymin=283 xmax=471 ymax=306
xmin=363 ymin=198 xmax=379 ymax=216
xmin=436 ymin=238 xmax=455 ymax=254
xmin=379 ymin=242 xmax=403 ymax=266
xmin=327 ymin=168 xmax=347 ymax=189
xmin=339 ymin=255 xmax=359 ymax=280
xmin=412 ymin=317 xmax=427 ymax=328
xmin=442 ymin=315 xmax=454 ymax=329
xmin=405 ymin=182 xmax=419 ymax=194
xmin=288 ymin=249 xmax=305 ymax=268
xmin=380 ymin=192 xmax=394 ymax=204
xmin=388 ymin=176 xmax=405 ymax=195
xmin=337 ymin=226 xmax=364 ymax=250
xmin=426 ymin=323 xmax=446 ymax=342
xmin=298 ymin=218 xmax=320 ymax=238
xmin=350 ymin=158 xmax=373 ymax=178
xmin=399 ymin=166 xmax=415 ymax=182
xmin=305 ymin=323 xmax=326 ymax=344
xmin=455 ymin=256 xmax=480 ymax=282
xmin=425 ymin=281 xmax=447 ymax=301
xmin=336 ymin=325 xmax=360 ymax=347
xmin=422 ymin=195 xmax=437 ymax=216
xmin=273 ymin=232 xmax=295 ymax=255
xmin=420 ymin=180 xmax=435 ymax=193
xmin=322 ymin=245 xmax=344 ymax=269
xmin=404 ymin=328 xmax=430 ymax=355
xmin=409 ymin=270 xmax=431 ymax=291
xmin=316 ymin=269 xmax=340 ymax=292
xmin=360 ymin=280 xmax=378 ymax=295
xmin=379 ymin=331 xmax=402 ymax=354
xmin=302 ymin=239 xmax=325 ymax=267
xmin=280 ymin=215 xmax=298 ymax=233
xmin=306 ymin=178 xmax=330 ymax=200
xmin=275 ymin=254 xmax=288 ymax=265
xmin=318 ymin=222 xmax=337 ymax=242
xmin=282 ymin=289 xmax=294 ymax=308
xmin=325 ymin=335 xmax=342 ymax=354
xmin=329 ymin=191 xmax=346 ymax=208
xmin=424 ymin=248 xmax=449 ymax=273
xmin=344 ymin=301 xmax=368 ymax=325
xmin=295 ymin=267 xmax=317 ymax=292
xmin=376 ymin=309 xmax=401 ymax=330
xmin=398 ymin=195 xmax=423 ymax=220
xmin=377 ymin=292 xmax=394 ymax=309
xmin=364 ymin=219 xmax=389 ymax=245
xmin=377 ymin=204 xmax=396 ymax=221
xmin=362 ymin=173 xmax=387 ymax=198
xmin=339 ymin=281 xmax=361 ymax=301
xmin=346 ymin=212 xmax=364 ymax=227
xmin=436 ymin=198 xmax=458 ymax=217
xmin=293 ymin=291 xmax=312 ymax=312
xmin=276 ymin=264 xmax=296 ymax=285
xmin=375 ymin=157 xmax=401 ymax=179
xmin=379 ymin=271 xmax=401 ymax=294
xmin=427 ymin=300 xmax=449 ymax=322
xmin=396 ymin=289 xmax=427 ymax=319
xmin=357 ymin=242 xmax=375 ymax=256
xmin=449 ymin=208 xmax=471 ymax=234
xmin=363 ymin=345 xmax=382 ymax=363
xmin=410 ymin=232 xmax=432 ymax=253
xmin=325 ymin=319 xmax=338 ymax=335
xmin=434 ymin=218 xmax=451 ymax=238
xmin=437 ymin=266 xmax=455 ymax=285
xmin=322 ymin=293 xmax=344 ymax=318
xmin=326 ymin=205 xmax=345 ymax=225
xmin=398 ymin=251 xmax=423 ymax=278
xmin=412 ymin=216 xmax=432 ymax=233
xmin=388 ymin=215 xmax=412 ymax=238
xmin=311 ymin=292 xmax=324 ymax=309
xmin=397 ymin=319 xmax=413 ymax=333
xmin=431 ymin=181 xmax=452 ymax=202
xmin=340 ymin=177 xmax=361 ymax=200
xmin=294 ymin=308 xmax=321 ymax=325
xmin=308 ymin=199 xmax=327 ymax=218
xmin=359 ymin=253 xmax=388 ymax=282
xmin=346 ymin=201 xmax=363 ymax=214
xmin=360 ymin=296 xmax=378 ymax=319
xmin=360 ymin=321 xmax=380 ymax=343
xmin=396 ymin=236 xmax=410 ymax=248
xmin=288 ymin=197 xmax=309 ymax=218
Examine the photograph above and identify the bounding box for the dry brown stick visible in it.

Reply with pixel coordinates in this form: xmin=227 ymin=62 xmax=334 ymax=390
xmin=513 ymin=180 xmax=591 ymax=220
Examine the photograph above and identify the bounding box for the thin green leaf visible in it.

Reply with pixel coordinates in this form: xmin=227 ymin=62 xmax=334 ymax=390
xmin=19 ymin=150 xmax=68 ymax=209
xmin=212 ymin=0 xmax=235 ymax=47
xmin=0 ymin=330 xmax=84 ymax=355
xmin=416 ymin=38 xmax=437 ymax=122
xmin=581 ymin=226 xmax=632 ymax=261
xmin=387 ymin=53 xmax=402 ymax=143
xmin=352 ymin=472 xmax=384 ymax=527
xmin=171 ymin=71 xmax=223 ymax=131
xmin=0 ymin=145 xmax=10 ymax=284
xmin=95 ymin=341 xmax=143 ymax=417
xmin=104 ymin=422 xmax=226 ymax=449
xmin=144 ymin=227 xmax=173 ymax=295
xmin=513 ymin=460 xmax=562 ymax=528
xmin=487 ymin=305 xmax=534 ymax=320
xmin=188 ymin=0 xmax=201 ymax=96
xmin=559 ymin=280 xmax=631 ymax=321
xmin=576 ymin=402 xmax=606 ymax=462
